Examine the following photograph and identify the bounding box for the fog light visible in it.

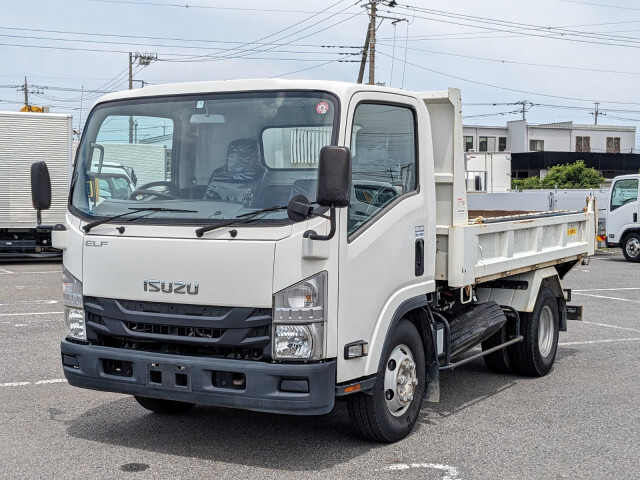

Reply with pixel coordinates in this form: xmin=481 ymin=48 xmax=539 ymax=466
xmin=65 ymin=308 xmax=86 ymax=341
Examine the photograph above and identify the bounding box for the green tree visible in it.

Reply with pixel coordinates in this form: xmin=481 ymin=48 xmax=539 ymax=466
xmin=511 ymin=176 xmax=541 ymax=190
xmin=540 ymin=160 xmax=604 ymax=188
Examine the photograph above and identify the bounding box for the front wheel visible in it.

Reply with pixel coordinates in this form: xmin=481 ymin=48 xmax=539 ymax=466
xmin=622 ymin=233 xmax=640 ymax=263
xmin=134 ymin=396 xmax=195 ymax=414
xmin=347 ymin=320 xmax=425 ymax=442
xmin=510 ymin=287 xmax=559 ymax=377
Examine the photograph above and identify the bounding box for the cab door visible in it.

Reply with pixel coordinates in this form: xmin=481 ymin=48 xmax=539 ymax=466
xmin=336 ymin=92 xmax=432 ymax=383
xmin=608 ymin=176 xmax=640 ymax=242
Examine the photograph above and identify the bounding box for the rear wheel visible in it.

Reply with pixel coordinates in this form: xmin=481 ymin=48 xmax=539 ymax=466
xmin=622 ymin=233 xmax=640 ymax=263
xmin=134 ymin=396 xmax=195 ymax=414
xmin=510 ymin=287 xmax=559 ymax=377
xmin=347 ymin=320 xmax=425 ymax=443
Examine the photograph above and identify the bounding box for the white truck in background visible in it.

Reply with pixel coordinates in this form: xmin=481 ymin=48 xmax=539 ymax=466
xmin=32 ymin=80 xmax=596 ymax=442
xmin=605 ymin=174 xmax=640 ymax=261
xmin=0 ymin=111 xmax=72 ymax=257
xmin=465 ymin=151 xmax=512 ymax=193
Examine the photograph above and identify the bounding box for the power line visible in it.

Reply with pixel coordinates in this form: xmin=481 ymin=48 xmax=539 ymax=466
xmin=559 ymin=0 xmax=640 ymax=11
xmin=0 ymin=26 xmax=361 ymax=51
xmin=374 ymin=42 xmax=640 ymax=76
xmin=384 ymin=4 xmax=640 ymax=49
xmin=81 ymin=0 xmax=361 ymax=14
xmin=375 ymin=49 xmax=640 ymax=105
xmin=162 ymin=1 xmax=364 ymax=63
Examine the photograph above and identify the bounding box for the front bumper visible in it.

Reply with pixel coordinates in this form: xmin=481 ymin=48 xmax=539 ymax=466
xmin=61 ymin=339 xmax=336 ymax=415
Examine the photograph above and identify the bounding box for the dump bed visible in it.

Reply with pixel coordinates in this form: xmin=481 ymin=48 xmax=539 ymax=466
xmin=421 ymin=90 xmax=597 ymax=288
xmin=442 ymin=201 xmax=597 ymax=287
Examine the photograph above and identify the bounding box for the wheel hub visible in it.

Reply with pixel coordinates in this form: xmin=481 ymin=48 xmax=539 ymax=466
xmin=626 ymin=238 xmax=640 ymax=258
xmin=384 ymin=344 xmax=418 ymax=417
xmin=538 ymin=305 xmax=554 ymax=358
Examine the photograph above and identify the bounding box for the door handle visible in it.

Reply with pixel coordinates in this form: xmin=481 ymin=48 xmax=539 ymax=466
xmin=415 ymin=239 xmax=424 ymax=276
xmin=634 ymin=213 xmax=638 ymax=223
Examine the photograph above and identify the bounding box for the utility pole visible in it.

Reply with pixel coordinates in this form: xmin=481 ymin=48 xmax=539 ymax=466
xmin=357 ymin=1 xmax=400 ymax=85
xmin=128 ymin=52 xmax=157 ymax=142
xmin=23 ymin=76 xmax=29 ymax=107
xmin=357 ymin=20 xmax=372 ymax=84
xmin=129 ymin=52 xmax=133 ymax=90
xmin=18 ymin=77 xmax=43 ymax=111
xmin=368 ymin=1 xmax=377 ymax=86
xmin=128 ymin=52 xmax=156 ymax=90
xmin=79 ymin=86 xmax=84 ymax=135
xmin=515 ymin=100 xmax=531 ymax=121
xmin=593 ymin=102 xmax=600 ymax=125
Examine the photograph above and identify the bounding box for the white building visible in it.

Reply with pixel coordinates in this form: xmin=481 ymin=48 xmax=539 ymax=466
xmin=463 ymin=120 xmax=635 ymax=154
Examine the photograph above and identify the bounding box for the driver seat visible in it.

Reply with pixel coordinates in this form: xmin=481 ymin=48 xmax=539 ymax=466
xmin=203 ymin=139 xmax=267 ymax=204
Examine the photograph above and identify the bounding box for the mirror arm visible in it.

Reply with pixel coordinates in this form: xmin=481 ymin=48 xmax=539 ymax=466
xmin=304 ymin=204 xmax=336 ymax=241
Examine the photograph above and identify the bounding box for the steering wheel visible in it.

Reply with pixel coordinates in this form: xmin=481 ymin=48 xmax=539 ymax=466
xmin=364 ymin=187 xmax=394 ymax=219
xmin=129 ymin=181 xmax=178 ymax=201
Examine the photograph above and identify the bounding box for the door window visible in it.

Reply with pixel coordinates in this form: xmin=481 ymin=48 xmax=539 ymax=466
xmin=610 ymin=178 xmax=638 ymax=211
xmin=349 ymin=103 xmax=417 ymax=235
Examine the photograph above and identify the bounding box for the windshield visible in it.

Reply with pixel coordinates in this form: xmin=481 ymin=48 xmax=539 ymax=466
xmin=71 ymin=91 xmax=338 ymax=224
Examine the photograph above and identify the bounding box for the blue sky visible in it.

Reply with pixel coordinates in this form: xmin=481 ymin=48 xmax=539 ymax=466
xmin=1 ymin=0 xmax=639 ymax=148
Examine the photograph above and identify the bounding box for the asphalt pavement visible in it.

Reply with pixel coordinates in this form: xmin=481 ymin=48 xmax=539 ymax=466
xmin=1 ymin=251 xmax=638 ymax=479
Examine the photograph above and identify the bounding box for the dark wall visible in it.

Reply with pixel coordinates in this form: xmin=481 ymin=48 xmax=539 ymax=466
xmin=512 ymin=151 xmax=640 ymax=178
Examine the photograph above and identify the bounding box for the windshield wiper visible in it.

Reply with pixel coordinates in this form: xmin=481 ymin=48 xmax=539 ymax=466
xmin=195 ymin=205 xmax=288 ymax=238
xmin=83 ymin=207 xmax=198 ymax=233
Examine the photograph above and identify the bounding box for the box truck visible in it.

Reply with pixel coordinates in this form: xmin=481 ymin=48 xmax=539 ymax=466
xmin=1 ymin=111 xmax=72 ymax=257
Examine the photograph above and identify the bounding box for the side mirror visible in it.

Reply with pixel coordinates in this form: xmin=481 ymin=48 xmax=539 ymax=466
xmin=31 ymin=161 xmax=52 ymax=226
xmin=301 ymin=146 xmax=352 ymax=242
xmin=287 ymin=194 xmax=314 ymax=222
xmin=316 ymin=146 xmax=351 ymax=207
xmin=31 ymin=161 xmax=52 ymax=210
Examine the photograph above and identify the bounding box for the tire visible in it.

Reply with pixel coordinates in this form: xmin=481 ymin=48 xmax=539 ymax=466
xmin=134 ymin=396 xmax=196 ymax=414
xmin=622 ymin=233 xmax=640 ymax=263
xmin=448 ymin=301 xmax=506 ymax=357
xmin=347 ymin=320 xmax=425 ymax=443
xmin=482 ymin=323 xmax=513 ymax=373
xmin=510 ymin=287 xmax=559 ymax=377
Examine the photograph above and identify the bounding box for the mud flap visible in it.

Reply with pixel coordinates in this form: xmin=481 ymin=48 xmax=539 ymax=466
xmin=425 ymin=362 xmax=440 ymax=403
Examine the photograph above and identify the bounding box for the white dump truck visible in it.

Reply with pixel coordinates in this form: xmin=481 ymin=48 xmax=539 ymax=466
xmin=0 ymin=111 xmax=72 ymax=257
xmin=605 ymin=174 xmax=640 ymax=262
xmin=32 ymin=80 xmax=596 ymax=442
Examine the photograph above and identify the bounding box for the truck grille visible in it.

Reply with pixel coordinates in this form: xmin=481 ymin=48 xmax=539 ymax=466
xmin=125 ymin=322 xmax=225 ymax=339
xmin=84 ymin=297 xmax=272 ymax=361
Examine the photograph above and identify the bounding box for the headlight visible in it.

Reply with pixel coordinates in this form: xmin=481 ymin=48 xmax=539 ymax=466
xmin=273 ymin=272 xmax=326 ymax=361
xmin=274 ymin=325 xmax=313 ymax=359
xmin=62 ymin=267 xmax=86 ymax=341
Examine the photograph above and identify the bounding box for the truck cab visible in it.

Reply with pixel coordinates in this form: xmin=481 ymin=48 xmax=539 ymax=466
xmin=606 ymin=174 xmax=640 ymax=262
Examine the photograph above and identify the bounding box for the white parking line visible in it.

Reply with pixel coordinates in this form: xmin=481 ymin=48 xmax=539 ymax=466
xmin=0 ymin=379 xmax=67 ymax=388
xmin=0 ymin=268 xmax=14 ymax=274
xmin=572 ymin=292 xmax=640 ymax=303
xmin=21 ymin=270 xmax=62 ymax=274
xmin=0 ymin=311 xmax=64 ymax=317
xmin=559 ymin=337 xmax=640 ymax=346
xmin=378 ymin=463 xmax=460 ymax=479
xmin=0 ymin=300 xmax=59 ymax=306
xmin=583 ymin=321 xmax=640 ymax=333
xmin=573 ymin=288 xmax=640 ymax=292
